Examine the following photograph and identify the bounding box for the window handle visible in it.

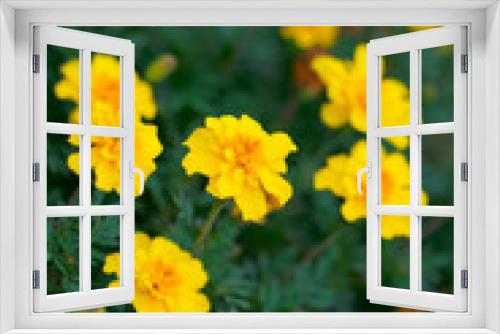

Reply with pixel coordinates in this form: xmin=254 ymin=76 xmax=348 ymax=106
xmin=357 ymin=165 xmax=370 ymax=195
xmin=130 ymin=162 xmax=145 ymax=195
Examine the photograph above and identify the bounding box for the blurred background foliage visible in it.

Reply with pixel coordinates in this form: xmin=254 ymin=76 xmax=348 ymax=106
xmin=46 ymin=26 xmax=454 ymax=312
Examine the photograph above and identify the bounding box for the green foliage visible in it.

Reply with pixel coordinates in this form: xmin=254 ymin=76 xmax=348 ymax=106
xmin=46 ymin=27 xmax=454 ymax=312
xmin=47 ymin=217 xmax=80 ymax=295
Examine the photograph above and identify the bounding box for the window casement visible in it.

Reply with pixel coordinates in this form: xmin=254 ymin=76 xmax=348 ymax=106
xmin=364 ymin=26 xmax=468 ymax=312
xmin=32 ymin=26 xmax=141 ymax=312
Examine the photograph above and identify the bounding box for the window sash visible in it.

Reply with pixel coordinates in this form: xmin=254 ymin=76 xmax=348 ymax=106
xmin=32 ymin=26 xmax=135 ymax=313
xmin=366 ymin=26 xmax=468 ymax=312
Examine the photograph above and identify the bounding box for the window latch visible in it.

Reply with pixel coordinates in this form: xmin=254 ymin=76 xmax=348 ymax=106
xmin=129 ymin=162 xmax=145 ymax=195
xmin=357 ymin=163 xmax=371 ymax=195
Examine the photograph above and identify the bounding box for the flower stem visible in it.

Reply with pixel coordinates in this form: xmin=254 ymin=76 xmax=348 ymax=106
xmin=194 ymin=200 xmax=227 ymax=252
xmin=283 ymin=227 xmax=345 ymax=282
xmin=298 ymin=227 xmax=346 ymax=268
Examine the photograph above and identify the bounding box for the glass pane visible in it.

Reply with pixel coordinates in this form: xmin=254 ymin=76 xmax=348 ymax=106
xmin=380 ymin=137 xmax=410 ymax=205
xmin=421 ymin=45 xmax=454 ymax=124
xmin=47 ymin=45 xmax=80 ymax=124
xmin=47 ymin=217 xmax=80 ymax=295
xmin=380 ymin=52 xmax=410 ymax=127
xmin=47 ymin=134 xmax=80 ymax=206
xmin=91 ymin=216 xmax=121 ymax=290
xmin=91 ymin=53 xmax=121 ymax=127
xmin=91 ymin=136 xmax=121 ymax=205
xmin=421 ymin=134 xmax=454 ymax=206
xmin=381 ymin=215 xmax=410 ymax=289
xmin=422 ymin=217 xmax=454 ymax=294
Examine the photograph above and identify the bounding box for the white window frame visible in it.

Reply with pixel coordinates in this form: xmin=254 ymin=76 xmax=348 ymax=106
xmin=32 ymin=26 xmax=136 ymax=312
xmin=366 ymin=26 xmax=468 ymax=312
xmin=0 ymin=1 xmax=499 ymax=333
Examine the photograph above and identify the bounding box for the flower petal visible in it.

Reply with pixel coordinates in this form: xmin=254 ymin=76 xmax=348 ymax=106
xmin=381 ymin=215 xmax=410 ymax=239
xmin=258 ymin=169 xmax=293 ymax=206
xmin=182 ymin=128 xmax=221 ymax=177
xmin=320 ymin=102 xmax=350 ymax=128
xmin=132 ymin=288 xmax=168 ymax=312
xmin=103 ymin=253 xmax=120 ymax=276
xmin=234 ymin=184 xmax=268 ymax=221
xmin=262 ymin=132 xmax=297 ymax=173
xmin=341 ymin=195 xmax=366 ymax=222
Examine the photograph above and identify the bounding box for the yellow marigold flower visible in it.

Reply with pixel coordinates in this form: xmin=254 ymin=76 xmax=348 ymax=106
xmin=280 ymin=26 xmax=340 ymax=50
xmin=292 ymin=49 xmax=327 ymax=97
xmin=311 ymin=45 xmax=410 ymax=149
xmin=182 ymin=114 xmax=297 ymax=222
xmin=55 ymin=54 xmax=157 ymax=124
xmin=145 ymin=54 xmax=177 ymax=83
xmin=67 ymin=122 xmax=162 ymax=195
xmin=56 ymin=55 xmax=163 ymax=195
xmin=104 ymin=232 xmax=210 ymax=312
xmin=314 ymin=141 xmax=427 ymax=239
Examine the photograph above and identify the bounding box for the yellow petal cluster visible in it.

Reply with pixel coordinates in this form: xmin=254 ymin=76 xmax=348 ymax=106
xmin=314 ymin=141 xmax=426 ymax=239
xmin=104 ymin=232 xmax=210 ymax=312
xmin=280 ymin=26 xmax=340 ymax=50
xmin=311 ymin=44 xmax=410 ymax=149
xmin=182 ymin=114 xmax=297 ymax=222
xmin=55 ymin=54 xmax=163 ymax=196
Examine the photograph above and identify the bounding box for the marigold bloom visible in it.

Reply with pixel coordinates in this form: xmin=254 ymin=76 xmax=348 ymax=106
xmin=292 ymin=50 xmax=327 ymax=97
xmin=182 ymin=114 xmax=297 ymax=222
xmin=314 ymin=141 xmax=426 ymax=239
xmin=55 ymin=54 xmax=157 ymax=124
xmin=55 ymin=54 xmax=163 ymax=195
xmin=104 ymin=232 xmax=210 ymax=312
xmin=280 ymin=26 xmax=340 ymax=50
xmin=311 ymin=45 xmax=410 ymax=149
xmin=145 ymin=54 xmax=177 ymax=83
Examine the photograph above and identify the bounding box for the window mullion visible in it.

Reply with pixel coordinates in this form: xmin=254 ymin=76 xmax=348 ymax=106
xmin=79 ymin=48 xmax=92 ymax=293
xmin=409 ymin=48 xmax=421 ymax=293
